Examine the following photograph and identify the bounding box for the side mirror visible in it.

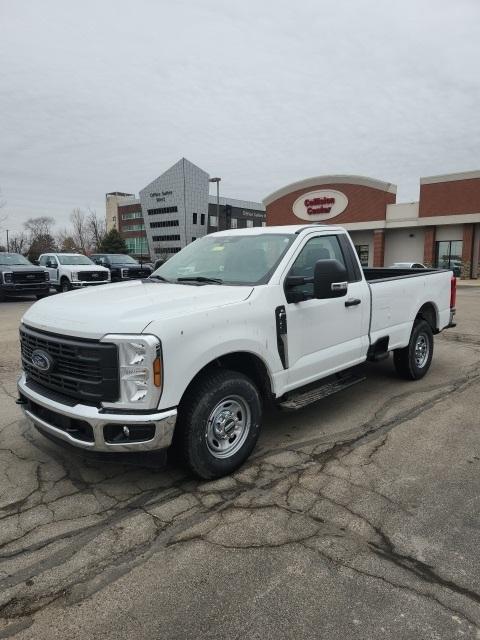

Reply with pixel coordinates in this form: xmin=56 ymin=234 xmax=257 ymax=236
xmin=313 ymin=259 xmax=348 ymax=299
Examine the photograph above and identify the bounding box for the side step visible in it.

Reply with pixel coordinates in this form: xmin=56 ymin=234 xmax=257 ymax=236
xmin=278 ymin=372 xmax=366 ymax=411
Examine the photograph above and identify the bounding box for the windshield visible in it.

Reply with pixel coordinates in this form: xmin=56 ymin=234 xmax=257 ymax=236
xmin=0 ymin=253 xmax=32 ymax=266
xmin=58 ymin=255 xmax=94 ymax=265
xmin=153 ymin=233 xmax=295 ymax=285
xmin=107 ymin=255 xmax=138 ymax=264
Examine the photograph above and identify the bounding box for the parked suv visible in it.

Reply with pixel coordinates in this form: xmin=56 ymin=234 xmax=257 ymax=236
xmin=38 ymin=253 xmax=110 ymax=293
xmin=0 ymin=252 xmax=50 ymax=301
xmin=90 ymin=254 xmax=152 ymax=281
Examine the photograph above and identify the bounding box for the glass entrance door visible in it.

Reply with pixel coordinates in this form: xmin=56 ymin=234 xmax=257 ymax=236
xmin=435 ymin=240 xmax=463 ymax=276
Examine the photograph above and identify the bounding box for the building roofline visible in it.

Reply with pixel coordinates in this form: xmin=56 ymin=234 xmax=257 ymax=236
xmin=207 ymin=195 xmax=265 ymax=211
xmin=420 ymin=170 xmax=480 ymax=185
xmin=263 ymin=175 xmax=397 ymax=206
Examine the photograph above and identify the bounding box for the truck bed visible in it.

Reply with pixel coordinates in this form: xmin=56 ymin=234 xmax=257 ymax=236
xmin=363 ymin=267 xmax=444 ymax=282
xmin=362 ymin=267 xmax=453 ymax=352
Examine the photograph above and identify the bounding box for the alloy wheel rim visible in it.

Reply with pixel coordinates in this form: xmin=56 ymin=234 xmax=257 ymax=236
xmin=415 ymin=333 xmax=429 ymax=368
xmin=205 ymin=395 xmax=251 ymax=459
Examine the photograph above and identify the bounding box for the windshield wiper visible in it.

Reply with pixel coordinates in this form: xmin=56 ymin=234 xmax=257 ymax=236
xmin=148 ymin=274 xmax=171 ymax=282
xmin=177 ymin=276 xmax=223 ymax=285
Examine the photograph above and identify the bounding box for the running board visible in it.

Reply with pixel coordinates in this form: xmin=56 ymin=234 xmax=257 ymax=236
xmin=278 ymin=372 xmax=366 ymax=411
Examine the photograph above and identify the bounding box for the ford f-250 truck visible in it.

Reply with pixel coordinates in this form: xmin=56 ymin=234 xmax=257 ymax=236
xmin=16 ymin=225 xmax=456 ymax=479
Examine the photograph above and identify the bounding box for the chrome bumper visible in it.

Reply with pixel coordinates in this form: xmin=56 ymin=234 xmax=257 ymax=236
xmin=17 ymin=373 xmax=176 ymax=452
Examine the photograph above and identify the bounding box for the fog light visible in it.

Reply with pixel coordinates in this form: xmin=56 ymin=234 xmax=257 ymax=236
xmin=104 ymin=424 xmax=155 ymax=443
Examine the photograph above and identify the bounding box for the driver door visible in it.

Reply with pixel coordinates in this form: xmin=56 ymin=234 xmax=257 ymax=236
xmin=283 ymin=234 xmax=369 ymax=391
xmin=41 ymin=255 xmax=59 ymax=285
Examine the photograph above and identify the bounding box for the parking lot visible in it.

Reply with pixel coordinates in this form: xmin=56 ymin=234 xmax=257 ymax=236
xmin=1 ymin=288 xmax=480 ymax=639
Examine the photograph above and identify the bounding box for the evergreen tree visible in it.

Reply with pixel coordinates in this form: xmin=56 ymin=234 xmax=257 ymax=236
xmin=98 ymin=229 xmax=128 ymax=254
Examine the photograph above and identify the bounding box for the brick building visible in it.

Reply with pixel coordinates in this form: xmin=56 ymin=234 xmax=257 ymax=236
xmin=263 ymin=171 xmax=480 ymax=279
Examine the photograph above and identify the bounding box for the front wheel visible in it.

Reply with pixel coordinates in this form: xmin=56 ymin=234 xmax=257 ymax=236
xmin=393 ymin=319 xmax=433 ymax=380
xmin=60 ymin=278 xmax=72 ymax=293
xmin=175 ymin=369 xmax=262 ymax=479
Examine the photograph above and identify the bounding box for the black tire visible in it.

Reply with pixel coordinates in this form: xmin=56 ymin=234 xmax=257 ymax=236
xmin=36 ymin=293 xmax=49 ymax=300
xmin=60 ymin=278 xmax=72 ymax=293
xmin=0 ymin=289 xmax=5 ymax=302
xmin=393 ymin=319 xmax=433 ymax=380
xmin=175 ymin=369 xmax=262 ymax=480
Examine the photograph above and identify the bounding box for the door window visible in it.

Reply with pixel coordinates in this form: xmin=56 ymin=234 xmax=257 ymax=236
xmin=435 ymin=240 xmax=463 ymax=277
xmin=288 ymin=235 xmax=347 ymax=299
xmin=355 ymin=244 xmax=369 ymax=267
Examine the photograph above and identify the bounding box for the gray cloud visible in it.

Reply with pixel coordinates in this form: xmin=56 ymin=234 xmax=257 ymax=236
xmin=1 ymin=0 xmax=479 ymax=234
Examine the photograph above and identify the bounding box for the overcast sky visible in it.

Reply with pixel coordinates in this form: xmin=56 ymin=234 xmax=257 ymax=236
xmin=1 ymin=0 xmax=479 ymax=236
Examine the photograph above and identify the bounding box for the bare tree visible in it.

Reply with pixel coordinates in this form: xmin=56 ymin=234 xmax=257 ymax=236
xmin=8 ymin=232 xmax=29 ymax=255
xmin=0 ymin=188 xmax=7 ymax=232
xmin=24 ymin=216 xmax=55 ymax=239
xmin=87 ymin=208 xmax=106 ymax=252
xmin=70 ymin=208 xmax=90 ymax=254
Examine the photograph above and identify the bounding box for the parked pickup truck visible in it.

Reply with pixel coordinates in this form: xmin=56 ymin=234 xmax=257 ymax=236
xmin=0 ymin=252 xmax=50 ymax=301
xmin=90 ymin=254 xmax=152 ymax=282
xmin=17 ymin=225 xmax=456 ymax=479
xmin=38 ymin=253 xmax=111 ymax=292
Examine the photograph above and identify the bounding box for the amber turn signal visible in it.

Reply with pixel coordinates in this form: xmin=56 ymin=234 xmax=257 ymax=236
xmin=153 ymin=357 xmax=162 ymax=388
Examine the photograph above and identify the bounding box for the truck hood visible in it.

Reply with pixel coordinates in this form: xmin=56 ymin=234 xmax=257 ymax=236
xmin=21 ymin=280 xmax=253 ymax=339
xmin=5 ymin=265 xmax=46 ymax=272
xmin=63 ymin=264 xmax=110 ymax=273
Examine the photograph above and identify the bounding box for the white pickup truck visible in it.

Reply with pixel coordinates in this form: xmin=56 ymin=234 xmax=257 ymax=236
xmin=17 ymin=225 xmax=456 ymax=478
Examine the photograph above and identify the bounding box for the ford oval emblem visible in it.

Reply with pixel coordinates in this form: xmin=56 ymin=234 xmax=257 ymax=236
xmin=31 ymin=349 xmax=54 ymax=372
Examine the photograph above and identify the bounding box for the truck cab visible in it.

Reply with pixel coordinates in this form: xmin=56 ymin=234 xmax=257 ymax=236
xmin=0 ymin=253 xmax=50 ymax=301
xmin=90 ymin=254 xmax=152 ymax=282
xmin=39 ymin=253 xmax=110 ymax=292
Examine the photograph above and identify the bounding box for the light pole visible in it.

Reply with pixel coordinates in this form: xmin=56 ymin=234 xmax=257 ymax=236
xmin=6 ymin=229 xmax=9 ymax=252
xmin=209 ymin=177 xmax=221 ymax=230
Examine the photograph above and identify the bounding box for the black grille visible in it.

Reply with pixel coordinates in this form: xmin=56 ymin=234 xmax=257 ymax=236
xmin=79 ymin=271 xmax=108 ymax=282
xmin=123 ymin=268 xmax=150 ymax=279
xmin=13 ymin=271 xmax=48 ymax=284
xmin=20 ymin=326 xmax=119 ymax=405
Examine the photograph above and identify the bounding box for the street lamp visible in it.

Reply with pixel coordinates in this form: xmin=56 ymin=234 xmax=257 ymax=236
xmin=209 ymin=177 xmax=221 ymax=230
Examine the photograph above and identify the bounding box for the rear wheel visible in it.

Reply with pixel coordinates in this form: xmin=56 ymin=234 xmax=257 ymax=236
xmin=175 ymin=369 xmax=262 ymax=479
xmin=60 ymin=278 xmax=72 ymax=293
xmin=394 ymin=319 xmax=433 ymax=380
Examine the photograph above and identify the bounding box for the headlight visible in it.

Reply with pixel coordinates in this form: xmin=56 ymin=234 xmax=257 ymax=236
xmin=121 ymin=268 xmax=129 ymax=278
xmin=100 ymin=334 xmax=162 ymax=410
xmin=3 ymin=272 xmax=13 ymax=284
xmin=71 ymin=272 xmax=79 ymax=281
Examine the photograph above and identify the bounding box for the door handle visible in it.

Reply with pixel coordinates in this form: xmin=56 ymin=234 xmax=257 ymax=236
xmin=345 ymin=298 xmax=361 ymax=307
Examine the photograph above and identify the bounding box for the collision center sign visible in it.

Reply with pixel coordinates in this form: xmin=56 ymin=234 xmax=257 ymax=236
xmin=292 ymin=189 xmax=348 ymax=222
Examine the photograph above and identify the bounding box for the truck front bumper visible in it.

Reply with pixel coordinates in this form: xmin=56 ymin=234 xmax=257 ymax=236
xmin=17 ymin=373 xmax=176 ymax=452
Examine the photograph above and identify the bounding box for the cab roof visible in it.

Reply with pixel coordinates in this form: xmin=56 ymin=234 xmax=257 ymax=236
xmin=210 ymin=224 xmax=346 ymax=237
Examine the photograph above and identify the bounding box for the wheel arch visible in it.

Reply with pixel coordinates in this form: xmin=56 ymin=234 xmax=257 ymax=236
xmin=416 ymin=302 xmax=439 ymax=334
xmin=178 ymin=350 xmax=274 ymax=410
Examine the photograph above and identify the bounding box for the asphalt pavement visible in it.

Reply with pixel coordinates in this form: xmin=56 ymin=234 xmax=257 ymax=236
xmin=1 ymin=289 xmax=480 ymax=639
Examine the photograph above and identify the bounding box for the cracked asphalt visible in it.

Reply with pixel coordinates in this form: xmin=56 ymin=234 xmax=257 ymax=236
xmin=1 ymin=288 xmax=480 ymax=639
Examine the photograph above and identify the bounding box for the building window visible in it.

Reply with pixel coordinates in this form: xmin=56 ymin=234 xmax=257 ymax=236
xmin=155 ymin=247 xmax=181 ymax=255
xmin=123 ymin=223 xmax=145 ymax=231
xmin=246 ymin=220 xmax=254 ymax=228
xmin=261 ymin=222 xmax=266 ymax=227
xmin=125 ymin=237 xmax=149 ymax=255
xmin=152 ymin=234 xmax=181 ymax=241
xmin=210 ymin=215 xmax=218 ymax=227
xmin=150 ymin=220 xmax=179 ymax=228
xmin=355 ymin=245 xmax=369 ymax=267
xmin=192 ymin=237 xmax=196 ymax=242
xmin=200 ymin=213 xmax=205 ymax=225
xmin=192 ymin=212 xmax=197 ymax=224
xmin=435 ymin=240 xmax=463 ymax=277
xmin=231 ymin=218 xmax=238 ymax=229
xmin=147 ymin=206 xmax=178 ymax=215
xmin=122 ymin=211 xmax=143 ymax=220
